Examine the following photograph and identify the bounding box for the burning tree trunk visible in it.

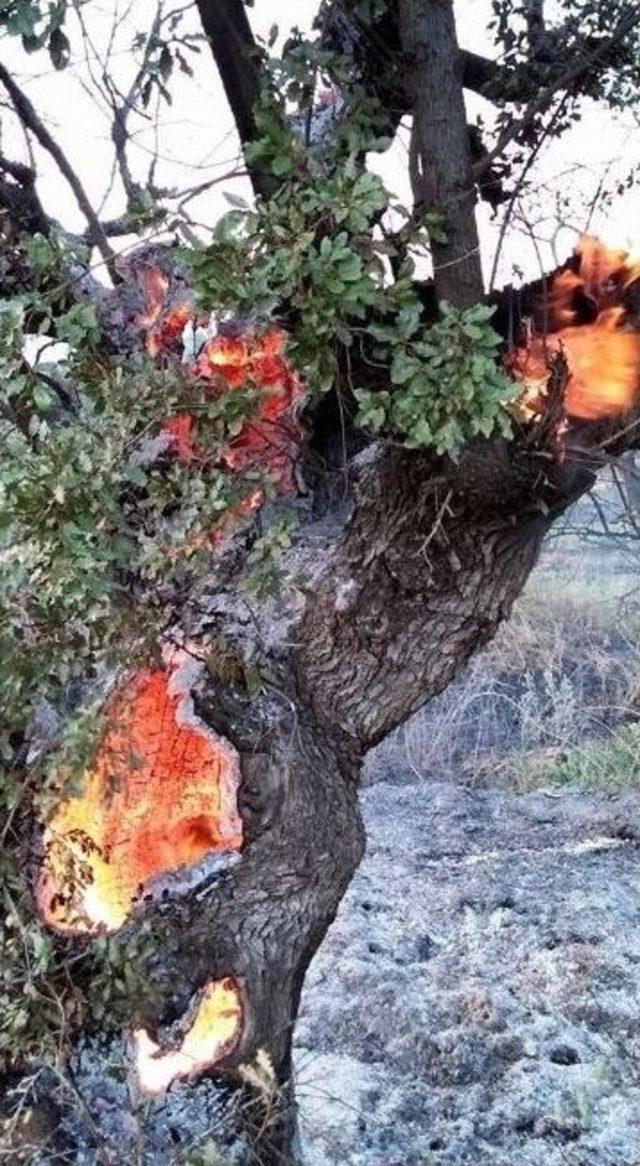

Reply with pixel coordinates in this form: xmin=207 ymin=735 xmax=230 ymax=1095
xmin=17 ymin=418 xmax=580 ymax=1161
xmin=33 ymin=648 xmax=367 ymax=1161
xmin=4 ymin=1 xmax=640 ymax=1160
xmin=5 ymin=234 xmax=640 ymax=1164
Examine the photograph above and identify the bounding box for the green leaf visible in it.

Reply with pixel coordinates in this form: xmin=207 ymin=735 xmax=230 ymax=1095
xmin=159 ymin=45 xmax=173 ymax=82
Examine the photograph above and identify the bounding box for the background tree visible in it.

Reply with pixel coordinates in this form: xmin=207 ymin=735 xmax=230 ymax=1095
xmin=1 ymin=1 xmax=640 ymax=1161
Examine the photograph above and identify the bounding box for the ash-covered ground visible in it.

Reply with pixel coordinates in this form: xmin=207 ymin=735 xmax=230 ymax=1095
xmin=294 ymin=480 xmax=640 ymax=1166
xmin=21 ymin=770 xmax=639 ymax=1166
xmin=296 ymin=777 xmax=640 ymax=1166
xmin=9 ymin=482 xmax=640 ymax=1165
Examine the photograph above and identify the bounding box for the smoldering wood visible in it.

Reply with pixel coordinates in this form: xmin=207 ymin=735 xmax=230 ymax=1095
xmin=6 ymin=239 xmax=640 ymax=1162
xmin=3 ymin=5 xmax=640 ymax=1164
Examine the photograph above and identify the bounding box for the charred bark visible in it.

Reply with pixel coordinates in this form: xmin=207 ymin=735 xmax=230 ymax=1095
xmin=137 ymin=717 xmax=364 ymax=1162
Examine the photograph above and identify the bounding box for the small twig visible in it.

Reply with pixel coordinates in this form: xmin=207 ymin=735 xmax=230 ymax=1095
xmin=489 ymin=91 xmax=569 ymax=292
xmin=474 ymin=8 xmax=639 ymax=183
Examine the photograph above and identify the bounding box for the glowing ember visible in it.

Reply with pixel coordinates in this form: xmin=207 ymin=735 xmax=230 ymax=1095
xmin=197 ymin=334 xmax=251 ymax=387
xmin=136 ymin=266 xmax=191 ymax=357
xmin=511 ymin=235 xmax=640 ymax=421
xmin=135 ymin=264 xmax=305 ymax=495
xmin=193 ymin=327 xmax=305 ymax=494
xmin=133 ymin=977 xmax=243 ymax=1096
xmin=163 ymin=413 xmax=199 ymax=464
xmin=210 ymin=488 xmax=265 ymax=546
xmin=38 ymin=654 xmax=242 ymax=935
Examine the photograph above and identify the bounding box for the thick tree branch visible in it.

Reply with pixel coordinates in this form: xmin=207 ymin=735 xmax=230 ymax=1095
xmin=195 ymin=0 xmax=274 ymax=199
xmin=0 ymin=63 xmax=119 ymax=283
xmin=460 ymin=49 xmax=505 ymax=98
xmin=525 ymin=0 xmax=546 ymax=47
xmin=399 ymin=0 xmax=483 ymax=306
xmin=0 ymin=153 xmax=50 ymax=235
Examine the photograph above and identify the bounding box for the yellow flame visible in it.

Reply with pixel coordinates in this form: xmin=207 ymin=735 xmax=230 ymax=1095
xmin=38 ymin=665 xmax=242 ymax=935
xmin=511 ymin=235 xmax=640 ymax=421
xmin=133 ymin=978 xmax=242 ymax=1096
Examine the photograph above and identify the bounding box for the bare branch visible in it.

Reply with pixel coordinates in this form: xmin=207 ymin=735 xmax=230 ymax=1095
xmin=0 ymin=63 xmax=120 ymax=284
xmin=473 ymin=7 xmax=640 ymax=184
xmin=105 ymin=5 xmax=164 ymax=206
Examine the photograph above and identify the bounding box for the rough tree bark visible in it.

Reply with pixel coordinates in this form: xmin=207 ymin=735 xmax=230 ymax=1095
xmin=195 ymin=0 xmax=276 ymax=199
xmin=399 ymin=0 xmax=484 ymax=306
xmin=59 ymin=387 xmax=595 ymax=1164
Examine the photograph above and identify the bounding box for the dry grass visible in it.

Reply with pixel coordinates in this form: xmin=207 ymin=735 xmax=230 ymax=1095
xmin=368 ymin=540 xmax=640 ymax=793
xmin=495 ymin=723 xmax=640 ymax=793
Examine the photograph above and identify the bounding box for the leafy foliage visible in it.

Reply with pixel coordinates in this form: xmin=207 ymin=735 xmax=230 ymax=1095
xmin=0 ymin=0 xmax=70 ymax=68
xmin=188 ymin=38 xmax=514 ymax=454
xmin=0 ymin=239 xmax=283 ymax=1063
xmin=0 ymin=295 xmax=245 ymax=759
xmin=356 ymin=302 xmax=513 ymax=453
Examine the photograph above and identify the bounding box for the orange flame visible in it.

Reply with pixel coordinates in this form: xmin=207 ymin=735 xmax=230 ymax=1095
xmin=133 ymin=977 xmax=243 ymax=1096
xmin=136 ymin=267 xmax=191 ymax=358
xmin=135 ymin=264 xmax=305 ymax=497
xmin=161 ymin=326 xmax=305 ymax=495
xmin=511 ymin=236 xmax=640 ymax=421
xmin=38 ymin=655 xmax=242 ymax=935
xmin=200 ymin=329 xmax=305 ymax=494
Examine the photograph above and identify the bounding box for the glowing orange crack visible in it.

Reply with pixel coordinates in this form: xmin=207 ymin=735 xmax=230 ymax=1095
xmin=38 ymin=654 xmax=243 ymax=935
xmin=510 ymin=235 xmax=640 ymax=421
xmin=133 ymin=977 xmax=243 ymax=1097
xmin=136 ymin=267 xmax=192 ymax=358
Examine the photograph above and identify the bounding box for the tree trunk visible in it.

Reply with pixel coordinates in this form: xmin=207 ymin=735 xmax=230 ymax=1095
xmin=196 ymin=0 xmax=277 ymax=199
xmin=14 ymin=414 xmax=602 ymax=1165
xmin=399 ymin=0 xmax=484 ymax=306
xmin=143 ymin=716 xmax=365 ymax=1086
xmin=298 ymin=438 xmax=593 ymax=747
xmin=16 ymin=708 xmax=365 ymax=1165
xmin=6 ymin=323 xmax=614 ymax=1164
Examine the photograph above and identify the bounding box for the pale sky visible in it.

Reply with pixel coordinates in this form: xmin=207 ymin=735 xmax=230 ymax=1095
xmin=1 ymin=0 xmax=639 ymax=288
